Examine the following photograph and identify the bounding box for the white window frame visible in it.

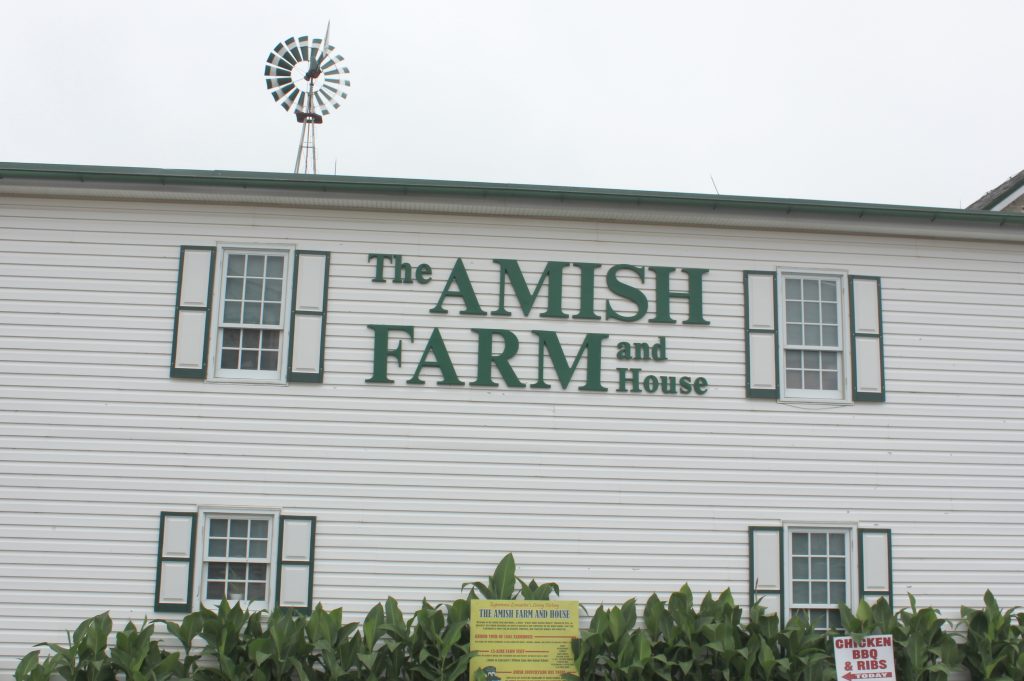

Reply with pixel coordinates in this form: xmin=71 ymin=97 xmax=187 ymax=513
xmin=208 ymin=244 xmax=294 ymax=383
xmin=194 ymin=508 xmax=279 ymax=611
xmin=778 ymin=270 xmax=851 ymax=402
xmin=784 ymin=525 xmax=855 ymax=630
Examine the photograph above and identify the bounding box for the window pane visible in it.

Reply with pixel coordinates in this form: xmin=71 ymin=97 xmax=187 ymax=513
xmin=228 ymin=564 xmax=247 ymax=580
xmin=786 ymin=350 xmax=802 ymax=368
xmin=810 ymin=610 xmax=827 ymax=630
xmin=260 ymin=351 xmax=278 ymax=371
xmin=208 ymin=563 xmax=226 ymax=579
xmin=786 ymin=301 xmax=802 ymax=321
xmin=793 ymin=533 xmax=809 ymax=554
xmin=248 ymin=582 xmax=266 ymax=601
xmin=225 ymin=277 xmax=243 ymax=300
xmin=210 ymin=519 xmax=228 ymax=536
xmin=247 ymin=256 xmax=265 ymax=277
xmin=822 ymin=353 xmax=838 ymax=370
xmin=793 ymin=557 xmax=809 ymax=579
xmin=251 ymin=520 xmax=269 ymax=538
xmin=787 ymin=324 xmax=803 ymax=345
xmin=810 ymin=533 xmax=827 ymax=554
xmin=804 ymin=280 xmax=819 ymax=299
xmin=786 ymin=370 xmax=802 ymax=389
xmin=229 ymin=520 xmax=248 ymax=537
xmin=794 ymin=581 xmax=809 ymax=603
xmin=249 ymin=564 xmax=267 ymax=581
xmin=831 ymin=583 xmax=846 ymax=604
xmin=821 ymin=281 xmax=837 ymax=301
xmin=805 ymin=352 xmax=820 ymax=369
xmin=263 ymin=303 xmax=281 ymax=325
xmin=828 ymin=610 xmax=842 ymax=629
xmin=229 ymin=540 xmax=247 ymax=558
xmin=805 ymin=372 xmax=820 ymax=390
xmin=222 ymin=329 xmax=241 ymax=348
xmin=227 ymin=254 xmax=245 ymax=276
xmin=811 ymin=557 xmax=827 ymax=579
xmin=207 ymin=580 xmax=225 ymax=599
xmin=805 ymin=325 xmax=820 ymax=345
xmin=830 ymin=557 xmax=846 ymax=578
xmin=829 ymin=533 xmax=845 ymax=555
xmin=250 ymin=540 xmax=268 ymax=558
xmin=265 ymin=279 xmax=282 ymax=302
xmin=266 ymin=256 xmax=284 ymax=278
xmin=811 ymin=581 xmax=828 ymax=604
xmin=241 ymin=351 xmax=259 ymax=370
xmin=220 ymin=350 xmax=239 ymax=370
xmin=227 ymin=582 xmax=246 ymax=600
xmin=243 ymin=303 xmax=261 ymax=324
xmin=823 ymin=302 xmax=837 ymax=323
xmin=244 ymin=279 xmax=262 ymax=301
xmin=804 ymin=302 xmax=820 ymax=323
xmin=823 ymin=325 xmax=838 ymax=346
xmin=223 ymin=301 xmax=241 ymax=324
xmin=263 ymin=332 xmax=280 ymax=350
xmin=822 ymin=372 xmax=838 ymax=391
xmin=208 ymin=539 xmax=226 ymax=557
xmin=785 ymin=279 xmax=801 ymax=299
xmin=242 ymin=329 xmax=261 ymax=348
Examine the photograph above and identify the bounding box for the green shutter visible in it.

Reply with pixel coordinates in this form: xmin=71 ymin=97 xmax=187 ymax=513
xmin=744 ymin=271 xmax=779 ymax=398
xmin=748 ymin=526 xmax=784 ymax=616
xmin=170 ymin=246 xmax=216 ymax=378
xmin=849 ymin=276 xmax=885 ymax=402
xmin=858 ymin=528 xmax=893 ymax=603
xmin=287 ymin=251 xmax=330 ymax=383
xmin=155 ymin=512 xmax=197 ymax=612
xmin=276 ymin=515 xmax=317 ymax=613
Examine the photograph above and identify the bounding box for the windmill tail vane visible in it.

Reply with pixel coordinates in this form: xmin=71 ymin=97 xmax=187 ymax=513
xmin=264 ymin=25 xmax=351 ymax=174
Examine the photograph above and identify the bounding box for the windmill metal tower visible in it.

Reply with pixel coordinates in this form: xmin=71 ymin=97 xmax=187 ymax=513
xmin=264 ymin=25 xmax=351 ymax=174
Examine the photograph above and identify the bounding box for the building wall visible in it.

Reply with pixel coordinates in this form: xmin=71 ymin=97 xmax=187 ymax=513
xmin=1 ymin=193 xmax=1023 ymax=674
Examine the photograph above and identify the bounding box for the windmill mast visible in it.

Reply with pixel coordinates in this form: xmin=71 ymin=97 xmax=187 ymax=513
xmin=294 ymin=68 xmax=323 ymax=173
xmin=264 ymin=25 xmax=350 ymax=175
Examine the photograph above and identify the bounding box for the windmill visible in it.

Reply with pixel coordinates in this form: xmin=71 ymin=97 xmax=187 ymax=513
xmin=264 ymin=24 xmax=351 ymax=174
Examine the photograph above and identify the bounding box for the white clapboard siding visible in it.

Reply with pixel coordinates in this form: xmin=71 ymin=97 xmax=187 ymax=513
xmin=1 ymin=193 xmax=1023 ymax=675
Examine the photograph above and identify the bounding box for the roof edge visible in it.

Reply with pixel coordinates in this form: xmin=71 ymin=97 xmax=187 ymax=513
xmin=3 ymin=161 xmax=1024 ymax=226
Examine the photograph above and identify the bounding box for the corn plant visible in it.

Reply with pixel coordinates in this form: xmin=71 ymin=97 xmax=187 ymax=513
xmin=162 ymin=611 xmax=205 ymax=678
xmin=305 ymin=603 xmax=362 ymax=681
xmin=463 ymin=553 xmax=518 ymax=600
xmin=776 ymin=614 xmax=833 ymax=681
xmin=14 ymin=651 xmax=56 ymax=681
xmin=194 ymin=600 xmax=265 ymax=681
xmin=41 ymin=612 xmax=116 ymax=681
xmin=245 ymin=609 xmax=315 ymax=681
xmin=108 ymin=620 xmax=180 ymax=681
xmin=960 ymin=590 xmax=1024 ymax=681
xmin=840 ymin=596 xmax=960 ymax=681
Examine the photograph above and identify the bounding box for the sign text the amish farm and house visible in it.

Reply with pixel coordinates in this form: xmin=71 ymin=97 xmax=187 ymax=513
xmin=366 ymin=255 xmax=710 ymax=395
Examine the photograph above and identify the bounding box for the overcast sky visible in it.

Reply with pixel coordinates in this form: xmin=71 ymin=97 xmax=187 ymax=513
xmin=4 ymin=1 xmax=1023 ymax=207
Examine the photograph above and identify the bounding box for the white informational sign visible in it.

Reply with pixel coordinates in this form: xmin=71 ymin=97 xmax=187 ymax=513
xmin=833 ymin=635 xmax=896 ymax=681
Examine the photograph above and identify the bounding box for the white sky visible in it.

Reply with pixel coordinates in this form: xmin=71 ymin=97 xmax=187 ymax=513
xmin=4 ymin=1 xmax=1023 ymax=207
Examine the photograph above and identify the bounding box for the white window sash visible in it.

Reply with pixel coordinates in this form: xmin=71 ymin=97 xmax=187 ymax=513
xmin=778 ymin=272 xmax=848 ymax=401
xmin=195 ymin=510 xmax=279 ymax=610
xmin=208 ymin=245 xmax=294 ymax=383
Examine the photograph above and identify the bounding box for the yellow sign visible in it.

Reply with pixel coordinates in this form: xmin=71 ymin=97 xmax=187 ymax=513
xmin=470 ymin=600 xmax=579 ymax=681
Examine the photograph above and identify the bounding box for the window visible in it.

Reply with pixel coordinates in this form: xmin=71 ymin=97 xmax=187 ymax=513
xmin=789 ymin=528 xmax=850 ymax=630
xmin=170 ymin=245 xmax=330 ymax=383
xmin=748 ymin=526 xmax=891 ymax=630
xmin=744 ymin=270 xmax=884 ymax=402
xmin=780 ymin=273 xmax=844 ymax=400
xmin=200 ymin=513 xmax=275 ymax=607
xmin=215 ymin=249 xmax=290 ymax=380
